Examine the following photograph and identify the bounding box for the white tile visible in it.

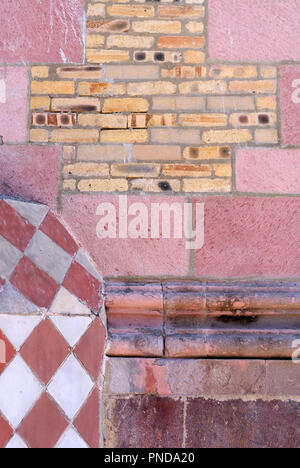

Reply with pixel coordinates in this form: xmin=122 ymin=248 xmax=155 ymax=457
xmin=0 ymin=235 xmax=22 ymax=280
xmin=0 ymin=356 xmax=43 ymax=429
xmin=75 ymin=249 xmax=103 ymax=282
xmin=25 ymin=231 xmax=72 ymax=284
xmin=0 ymin=316 xmax=41 ymax=350
xmin=56 ymin=427 xmax=88 ymax=449
xmin=50 ymin=287 xmax=91 ymax=315
xmin=5 ymin=200 xmax=49 ymax=227
xmin=50 ymin=316 xmax=92 ymax=347
xmin=0 ymin=282 xmax=40 ymax=315
xmin=6 ymin=434 xmax=28 ymax=449
xmin=48 ymin=355 xmax=93 ymax=420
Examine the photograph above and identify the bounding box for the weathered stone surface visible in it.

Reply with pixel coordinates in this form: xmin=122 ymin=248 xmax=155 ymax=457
xmin=105 ymin=396 xmax=184 ymax=448
xmin=209 ymin=0 xmax=300 ymax=61
xmin=186 ymin=398 xmax=300 ymax=448
xmin=0 ymin=146 xmax=60 ymax=210
xmin=0 ymin=0 xmax=83 ymax=63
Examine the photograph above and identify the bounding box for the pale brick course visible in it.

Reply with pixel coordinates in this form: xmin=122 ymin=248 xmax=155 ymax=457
xmin=28 ymin=0 xmax=280 ymax=195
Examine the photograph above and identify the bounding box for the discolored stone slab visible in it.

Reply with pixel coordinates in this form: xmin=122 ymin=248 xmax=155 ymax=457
xmin=105 ymin=396 xmax=184 ymax=448
xmin=186 ymin=398 xmax=300 ymax=448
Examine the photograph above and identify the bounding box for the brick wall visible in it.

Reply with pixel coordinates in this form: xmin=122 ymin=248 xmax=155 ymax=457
xmin=29 ymin=0 xmax=278 ymax=195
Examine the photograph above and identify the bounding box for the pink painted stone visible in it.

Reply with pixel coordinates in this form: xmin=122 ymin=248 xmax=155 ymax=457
xmin=209 ymin=0 xmax=300 ymax=62
xmin=236 ymin=149 xmax=300 ymax=194
xmin=194 ymin=197 xmax=300 ymax=278
xmin=0 ymin=145 xmax=60 ymax=210
xmin=0 ymin=67 xmax=27 ymax=143
xmin=281 ymin=66 xmax=300 ymax=146
xmin=62 ymin=195 xmax=190 ymax=277
xmin=0 ymin=0 xmax=83 ymax=63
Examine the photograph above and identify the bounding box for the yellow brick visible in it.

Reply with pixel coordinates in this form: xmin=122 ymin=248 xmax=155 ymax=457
xmin=107 ymin=5 xmax=154 ymax=17
xmin=210 ymin=65 xmax=257 ymax=79
xmin=107 ymin=35 xmax=154 ymax=48
xmin=162 ymin=66 xmax=206 ymax=79
xmin=128 ymin=113 xmax=177 ymax=128
xmin=31 ymin=66 xmax=49 ymax=79
xmin=132 ymin=21 xmax=181 ymax=34
xmin=230 ymin=112 xmax=276 ymax=127
xmin=255 ymin=129 xmax=278 ymax=144
xmin=185 ymin=22 xmax=204 ymax=33
xmin=78 ymin=145 xmax=130 ymax=162
xmin=63 ymin=179 xmax=77 ymax=191
xmin=260 ymin=66 xmax=277 ymax=78
xmin=229 ymin=80 xmax=277 ymax=94
xmin=30 ymin=96 xmax=50 ymax=111
xmin=31 ymin=81 xmax=75 ymax=95
xmin=51 ymin=97 xmax=101 ymax=112
xmin=256 ymin=96 xmax=277 ymax=110
xmin=179 ymin=81 xmax=227 ymax=94
xmin=183 ymin=146 xmax=231 ymax=160
xmin=183 ymin=178 xmax=231 ymax=192
xmin=51 ymin=129 xmax=99 ymax=143
xmin=131 ymin=179 xmax=181 ymax=192
xmin=63 ymin=163 xmax=109 ymax=177
xmin=213 ymin=163 xmax=232 ymax=177
xmin=180 ymin=114 xmax=227 ymax=127
xmin=29 ymin=129 xmax=49 ymax=143
xmin=78 ymin=81 xmax=126 ymax=96
xmin=184 ymin=50 xmax=205 ymax=63
xmin=87 ymin=3 xmax=106 ymax=16
xmin=101 ymin=129 xmax=148 ymax=143
xmin=128 ymin=81 xmax=176 ymax=95
xmin=207 ymin=96 xmax=255 ymax=111
xmin=86 ymin=35 xmax=105 ymax=47
xmin=87 ymin=49 xmax=129 ymax=63
xmin=132 ymin=145 xmax=181 ymax=161
xmin=111 ymin=163 xmax=160 ymax=177
xmin=162 ymin=164 xmax=211 ymax=177
xmin=158 ymin=5 xmax=204 ymax=18
xmin=78 ymin=179 xmax=128 ymax=192
xmin=78 ymin=114 xmax=127 ymax=128
xmin=202 ymin=129 xmax=252 ymax=144
xmin=56 ymin=65 xmax=103 ymax=80
xmin=103 ymin=98 xmax=149 ymax=113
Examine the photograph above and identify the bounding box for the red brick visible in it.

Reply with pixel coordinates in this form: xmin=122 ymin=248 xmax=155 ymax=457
xmin=19 ymin=393 xmax=68 ymax=449
xmin=0 ymin=414 xmax=13 ymax=448
xmin=0 ymin=200 xmax=35 ymax=252
xmin=40 ymin=211 xmax=78 ymax=256
xmin=74 ymin=318 xmax=106 ymax=381
xmin=20 ymin=318 xmax=69 ymax=385
xmin=74 ymin=388 xmax=100 ymax=449
xmin=63 ymin=262 xmax=101 ymax=312
xmin=10 ymin=257 xmax=59 ymax=309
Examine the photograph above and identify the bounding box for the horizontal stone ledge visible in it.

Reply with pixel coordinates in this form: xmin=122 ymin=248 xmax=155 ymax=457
xmin=104 ymin=280 xmax=300 ymax=358
xmin=104 ymin=358 xmax=300 ymax=398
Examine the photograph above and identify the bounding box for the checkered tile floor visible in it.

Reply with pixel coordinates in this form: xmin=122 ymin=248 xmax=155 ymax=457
xmin=0 ymin=199 xmax=106 ymax=448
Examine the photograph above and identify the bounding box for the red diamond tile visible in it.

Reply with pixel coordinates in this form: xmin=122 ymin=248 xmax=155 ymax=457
xmin=74 ymin=387 xmax=100 ymax=448
xmin=74 ymin=318 xmax=106 ymax=381
xmin=18 ymin=393 xmax=68 ymax=448
xmin=0 ymin=200 xmax=36 ymax=252
xmin=0 ymin=329 xmax=16 ymax=375
xmin=20 ymin=318 xmax=69 ymax=385
xmin=10 ymin=256 xmax=59 ymax=309
xmin=63 ymin=262 xmax=101 ymax=312
xmin=40 ymin=211 xmax=78 ymax=256
xmin=0 ymin=413 xmax=13 ymax=448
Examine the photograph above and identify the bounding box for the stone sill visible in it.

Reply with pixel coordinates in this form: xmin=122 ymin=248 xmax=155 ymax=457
xmin=105 ymin=281 xmax=300 ymax=358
